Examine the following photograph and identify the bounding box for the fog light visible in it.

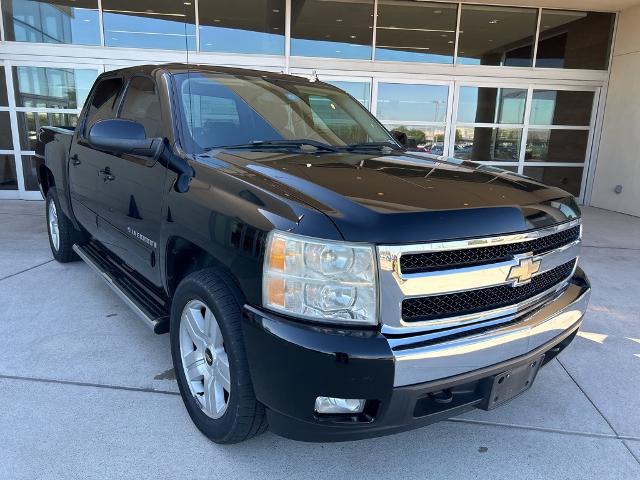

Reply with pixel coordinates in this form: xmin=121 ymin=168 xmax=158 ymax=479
xmin=314 ymin=396 xmax=366 ymax=414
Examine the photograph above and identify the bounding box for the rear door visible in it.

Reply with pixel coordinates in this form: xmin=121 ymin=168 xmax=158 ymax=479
xmin=69 ymin=76 xmax=124 ymax=236
xmin=94 ymin=75 xmax=168 ymax=285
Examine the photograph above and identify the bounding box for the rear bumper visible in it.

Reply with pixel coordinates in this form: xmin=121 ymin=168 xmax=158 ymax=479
xmin=242 ymin=268 xmax=590 ymax=442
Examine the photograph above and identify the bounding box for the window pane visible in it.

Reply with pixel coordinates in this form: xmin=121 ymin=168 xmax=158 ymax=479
xmin=0 ymin=68 xmax=7 ymax=106
xmin=375 ymin=1 xmax=456 ymax=64
xmin=455 ymin=127 xmax=522 ymax=162
xmin=0 ymin=155 xmax=18 ymax=190
xmin=0 ymin=112 xmax=13 ymax=150
xmin=2 ymin=0 xmax=100 ymax=45
xmin=17 ymin=112 xmax=77 ymax=150
xmin=119 ymin=77 xmax=163 ymax=138
xmin=457 ymin=87 xmax=526 ymax=124
xmin=199 ymin=0 xmax=284 ymax=55
xmin=530 ymin=90 xmax=594 ymax=126
xmin=523 ymin=166 xmax=583 ymax=196
xmin=291 ymin=0 xmax=374 ymax=60
xmin=13 ymin=66 xmax=98 ymax=108
xmin=84 ymin=76 xmax=124 ymax=135
xmin=377 ymin=83 xmax=448 ymax=122
xmin=383 ymin=124 xmax=445 ymax=153
xmin=325 ymin=81 xmax=370 ymax=108
xmin=536 ymin=11 xmax=615 ymax=70
xmin=525 ymin=129 xmax=589 ymax=163
xmin=103 ymin=0 xmax=195 ymax=50
xmin=21 ymin=155 xmax=43 ymax=190
xmin=457 ymin=5 xmax=537 ymax=67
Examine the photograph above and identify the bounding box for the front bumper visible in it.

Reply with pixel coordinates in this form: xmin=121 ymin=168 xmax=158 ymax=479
xmin=242 ymin=268 xmax=590 ymax=442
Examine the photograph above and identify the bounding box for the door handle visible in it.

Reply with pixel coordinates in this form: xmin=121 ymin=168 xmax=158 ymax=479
xmin=100 ymin=167 xmax=115 ymax=182
xmin=71 ymin=154 xmax=81 ymax=166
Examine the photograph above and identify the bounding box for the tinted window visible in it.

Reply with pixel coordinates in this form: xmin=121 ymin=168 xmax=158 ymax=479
xmin=530 ymin=90 xmax=594 ymax=126
xmin=536 ymin=10 xmax=615 ymax=70
xmin=102 ymin=0 xmax=195 ymax=50
xmin=199 ymin=0 xmax=285 ymax=55
xmin=119 ymin=77 xmax=163 ymax=138
xmin=291 ymin=0 xmax=374 ymax=59
xmin=2 ymin=0 xmax=100 ymax=45
xmin=84 ymin=77 xmax=124 ymax=135
xmin=0 ymin=112 xmax=13 ymax=150
xmin=377 ymin=83 xmax=449 ymax=122
xmin=325 ymin=81 xmax=370 ymax=108
xmin=457 ymin=87 xmax=527 ymax=124
xmin=13 ymin=66 xmax=97 ymax=109
xmin=0 ymin=68 xmax=8 ymax=106
xmin=457 ymin=5 xmax=538 ymax=67
xmin=525 ymin=129 xmax=590 ymax=163
xmin=376 ymin=1 xmax=457 ymax=64
xmin=0 ymin=155 xmax=18 ymax=190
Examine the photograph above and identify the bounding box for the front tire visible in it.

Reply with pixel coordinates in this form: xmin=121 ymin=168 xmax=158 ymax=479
xmin=46 ymin=187 xmax=85 ymax=263
xmin=170 ymin=268 xmax=267 ymax=444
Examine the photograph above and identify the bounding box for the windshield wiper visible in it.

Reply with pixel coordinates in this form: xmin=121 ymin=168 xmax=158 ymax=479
xmin=215 ymin=139 xmax=340 ymax=153
xmin=340 ymin=141 xmax=405 ymax=153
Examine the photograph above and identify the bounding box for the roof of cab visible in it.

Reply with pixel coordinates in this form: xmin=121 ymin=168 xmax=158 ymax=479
xmin=103 ymin=63 xmax=317 ymax=84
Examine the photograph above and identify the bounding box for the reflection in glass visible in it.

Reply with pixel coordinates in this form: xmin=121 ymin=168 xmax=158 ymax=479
xmin=383 ymin=124 xmax=445 ymax=153
xmin=326 ymin=81 xmax=370 ymax=108
xmin=2 ymin=0 xmax=100 ymax=45
xmin=0 ymin=155 xmax=18 ymax=190
xmin=17 ymin=112 xmax=78 ymax=150
xmin=530 ymin=90 xmax=594 ymax=126
xmin=0 ymin=112 xmax=13 ymax=150
xmin=455 ymin=127 xmax=522 ymax=162
xmin=375 ymin=1 xmax=456 ymax=64
xmin=536 ymin=11 xmax=615 ymax=70
xmin=13 ymin=66 xmax=97 ymax=108
xmin=291 ymin=0 xmax=374 ymax=60
xmin=377 ymin=83 xmax=448 ymax=122
xmin=525 ymin=129 xmax=589 ymax=163
xmin=199 ymin=0 xmax=285 ymax=55
xmin=103 ymin=0 xmax=196 ymax=50
xmin=457 ymin=5 xmax=537 ymax=67
xmin=21 ymin=155 xmax=43 ymax=190
xmin=523 ymin=166 xmax=583 ymax=196
xmin=0 ymin=68 xmax=7 ymax=106
xmin=457 ymin=87 xmax=526 ymax=124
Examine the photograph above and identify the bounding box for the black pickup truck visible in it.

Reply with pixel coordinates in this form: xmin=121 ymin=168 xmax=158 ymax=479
xmin=36 ymin=64 xmax=590 ymax=444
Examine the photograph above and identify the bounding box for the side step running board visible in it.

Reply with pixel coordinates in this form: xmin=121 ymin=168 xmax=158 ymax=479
xmin=73 ymin=243 xmax=170 ymax=334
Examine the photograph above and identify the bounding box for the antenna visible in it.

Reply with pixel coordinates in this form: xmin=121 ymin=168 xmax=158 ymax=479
xmin=310 ymin=69 xmax=319 ymax=82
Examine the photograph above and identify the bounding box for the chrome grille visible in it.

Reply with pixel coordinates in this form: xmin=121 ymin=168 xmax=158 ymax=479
xmin=402 ymin=260 xmax=576 ymax=322
xmin=400 ymin=225 xmax=580 ymax=273
xmin=377 ymin=219 xmax=582 ymax=335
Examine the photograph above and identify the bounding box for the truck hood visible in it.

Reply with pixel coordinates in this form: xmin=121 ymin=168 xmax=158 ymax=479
xmin=207 ymin=150 xmax=581 ymax=244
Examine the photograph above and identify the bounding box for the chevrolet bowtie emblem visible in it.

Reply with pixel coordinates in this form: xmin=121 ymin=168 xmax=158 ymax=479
xmin=507 ymin=255 xmax=541 ymax=286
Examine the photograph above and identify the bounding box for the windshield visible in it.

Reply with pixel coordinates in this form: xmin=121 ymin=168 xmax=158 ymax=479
xmin=174 ymin=72 xmax=397 ymax=153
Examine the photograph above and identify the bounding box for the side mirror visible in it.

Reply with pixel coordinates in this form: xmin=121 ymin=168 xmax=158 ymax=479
xmin=88 ymin=119 xmax=164 ymax=162
xmin=390 ymin=129 xmax=409 ymax=148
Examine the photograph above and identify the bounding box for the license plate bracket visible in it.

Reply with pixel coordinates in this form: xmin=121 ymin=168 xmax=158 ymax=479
xmin=480 ymin=354 xmax=545 ymax=410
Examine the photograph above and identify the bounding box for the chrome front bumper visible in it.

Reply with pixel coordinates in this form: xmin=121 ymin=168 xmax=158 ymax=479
xmin=390 ymin=275 xmax=590 ymax=386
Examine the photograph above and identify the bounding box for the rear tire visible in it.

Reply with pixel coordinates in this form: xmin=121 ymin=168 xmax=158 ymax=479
xmin=170 ymin=267 xmax=267 ymax=444
xmin=46 ymin=187 xmax=86 ymax=263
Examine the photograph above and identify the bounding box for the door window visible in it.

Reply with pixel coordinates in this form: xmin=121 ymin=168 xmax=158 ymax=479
xmin=83 ymin=76 xmax=124 ymax=136
xmin=119 ymin=76 xmax=163 ymax=138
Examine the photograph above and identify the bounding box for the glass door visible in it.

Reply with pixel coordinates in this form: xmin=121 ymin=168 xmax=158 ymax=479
xmin=448 ymin=81 xmax=600 ymax=201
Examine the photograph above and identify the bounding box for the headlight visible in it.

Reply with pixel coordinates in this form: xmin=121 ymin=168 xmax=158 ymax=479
xmin=262 ymin=231 xmax=378 ymax=325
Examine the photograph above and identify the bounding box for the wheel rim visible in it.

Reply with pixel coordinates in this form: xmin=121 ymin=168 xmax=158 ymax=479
xmin=48 ymin=199 xmax=60 ymax=251
xmin=179 ymin=299 xmax=231 ymax=419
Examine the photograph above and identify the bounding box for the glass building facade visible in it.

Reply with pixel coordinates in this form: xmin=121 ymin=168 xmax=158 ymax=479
xmin=0 ymin=0 xmax=616 ymax=200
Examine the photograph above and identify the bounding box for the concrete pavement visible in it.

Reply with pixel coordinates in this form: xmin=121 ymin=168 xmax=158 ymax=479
xmin=1 ymin=200 xmax=639 ymax=479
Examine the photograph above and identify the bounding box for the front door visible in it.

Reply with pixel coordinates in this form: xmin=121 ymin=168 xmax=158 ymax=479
xmin=94 ymin=75 xmax=168 ymax=286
